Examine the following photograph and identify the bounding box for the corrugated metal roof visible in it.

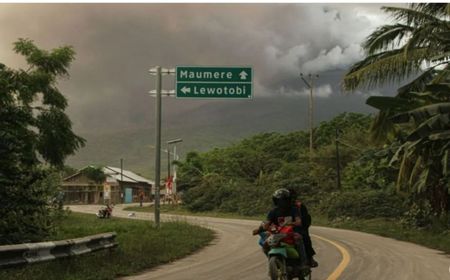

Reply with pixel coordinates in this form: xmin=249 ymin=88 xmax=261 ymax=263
xmin=103 ymin=166 xmax=154 ymax=185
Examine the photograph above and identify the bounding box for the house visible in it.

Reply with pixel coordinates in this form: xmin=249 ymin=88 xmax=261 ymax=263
xmin=62 ymin=166 xmax=156 ymax=205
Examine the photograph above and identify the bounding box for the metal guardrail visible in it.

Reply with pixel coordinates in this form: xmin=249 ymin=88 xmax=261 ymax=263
xmin=0 ymin=232 xmax=117 ymax=268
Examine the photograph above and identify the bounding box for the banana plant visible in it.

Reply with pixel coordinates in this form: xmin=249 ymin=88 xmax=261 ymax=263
xmin=343 ymin=4 xmax=450 ymax=212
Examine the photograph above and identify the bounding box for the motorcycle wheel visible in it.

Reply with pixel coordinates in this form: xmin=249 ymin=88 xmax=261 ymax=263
xmin=268 ymin=256 xmax=287 ymax=280
xmin=300 ymin=268 xmax=312 ymax=280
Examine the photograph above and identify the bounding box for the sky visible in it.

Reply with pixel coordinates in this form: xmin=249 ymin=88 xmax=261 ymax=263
xmin=0 ymin=3 xmax=405 ymax=134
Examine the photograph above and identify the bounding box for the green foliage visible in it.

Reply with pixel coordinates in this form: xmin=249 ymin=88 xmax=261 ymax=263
xmin=61 ymin=165 xmax=78 ymax=178
xmin=401 ymin=200 xmax=434 ymax=228
xmin=314 ymin=112 xmax=372 ymax=147
xmin=81 ymin=166 xmax=106 ymax=183
xmin=177 ymin=113 xmax=377 ymax=216
xmin=0 ymin=39 xmax=84 ymax=244
xmin=343 ymin=3 xmax=450 ymax=215
xmin=343 ymin=3 xmax=449 ymax=91
xmin=366 ymin=85 xmax=450 ymax=212
xmin=343 ymin=148 xmax=398 ymax=190
xmin=0 ymin=168 xmax=64 ymax=244
xmin=320 ymin=190 xmax=407 ymax=220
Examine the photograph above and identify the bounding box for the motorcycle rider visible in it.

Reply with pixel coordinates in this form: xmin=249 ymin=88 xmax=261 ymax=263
xmin=287 ymin=188 xmax=318 ymax=268
xmin=97 ymin=203 xmax=113 ymax=218
xmin=253 ymin=188 xmax=308 ymax=268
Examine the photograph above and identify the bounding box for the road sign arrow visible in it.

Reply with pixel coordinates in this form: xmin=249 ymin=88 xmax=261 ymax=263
xmin=239 ymin=71 xmax=248 ymax=80
xmin=181 ymin=86 xmax=191 ymax=94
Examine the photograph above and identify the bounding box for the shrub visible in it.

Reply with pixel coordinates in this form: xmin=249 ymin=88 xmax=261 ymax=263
xmin=342 ymin=149 xmax=397 ymax=191
xmin=400 ymin=200 xmax=442 ymax=229
xmin=320 ymin=190 xmax=406 ymax=220
xmin=0 ymin=169 xmax=64 ymax=244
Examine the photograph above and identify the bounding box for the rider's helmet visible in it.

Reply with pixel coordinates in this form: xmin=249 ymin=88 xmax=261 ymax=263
xmin=272 ymin=188 xmax=291 ymax=209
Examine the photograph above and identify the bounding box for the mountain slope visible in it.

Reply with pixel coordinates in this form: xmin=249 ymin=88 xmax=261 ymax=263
xmin=67 ymin=95 xmax=374 ymax=178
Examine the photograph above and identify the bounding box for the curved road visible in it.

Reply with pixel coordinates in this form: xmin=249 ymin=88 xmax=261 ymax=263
xmin=70 ymin=205 xmax=450 ymax=280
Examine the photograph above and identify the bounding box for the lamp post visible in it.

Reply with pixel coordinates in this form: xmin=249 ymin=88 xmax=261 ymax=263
xmin=300 ymin=73 xmax=319 ymax=160
xmin=167 ymin=138 xmax=182 ymax=189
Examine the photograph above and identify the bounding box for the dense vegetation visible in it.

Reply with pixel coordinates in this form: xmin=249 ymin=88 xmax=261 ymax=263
xmin=176 ymin=110 xmax=447 ymax=231
xmin=0 ymin=39 xmax=84 ymax=244
xmin=344 ymin=3 xmax=450 ymax=221
xmin=176 ymin=113 xmax=404 ymax=217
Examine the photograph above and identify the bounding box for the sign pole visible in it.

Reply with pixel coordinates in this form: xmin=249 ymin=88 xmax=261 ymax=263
xmin=148 ymin=67 xmax=176 ymax=227
xmin=154 ymin=66 xmax=162 ymax=229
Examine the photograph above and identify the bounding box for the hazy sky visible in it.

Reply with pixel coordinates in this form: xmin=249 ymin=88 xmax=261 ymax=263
xmin=0 ymin=3 xmax=404 ymax=133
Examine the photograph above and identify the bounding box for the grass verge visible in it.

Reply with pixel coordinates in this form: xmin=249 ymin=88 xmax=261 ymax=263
xmin=0 ymin=212 xmax=214 ymax=280
xmin=312 ymin=216 xmax=450 ymax=254
xmin=124 ymin=204 xmax=264 ymax=220
xmin=125 ymin=204 xmax=450 ymax=254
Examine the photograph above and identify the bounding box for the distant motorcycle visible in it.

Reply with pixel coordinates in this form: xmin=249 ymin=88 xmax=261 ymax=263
xmin=96 ymin=204 xmax=113 ymax=219
xmin=262 ymin=224 xmax=311 ymax=280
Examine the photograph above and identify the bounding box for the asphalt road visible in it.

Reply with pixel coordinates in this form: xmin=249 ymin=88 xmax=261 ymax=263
xmin=69 ymin=204 xmax=450 ymax=280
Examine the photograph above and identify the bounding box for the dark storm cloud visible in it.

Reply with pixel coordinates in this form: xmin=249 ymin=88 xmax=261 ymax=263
xmin=0 ymin=3 xmax=402 ymax=132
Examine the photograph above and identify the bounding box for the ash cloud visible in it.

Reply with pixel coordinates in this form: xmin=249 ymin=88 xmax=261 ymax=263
xmin=0 ymin=3 xmax=402 ymax=133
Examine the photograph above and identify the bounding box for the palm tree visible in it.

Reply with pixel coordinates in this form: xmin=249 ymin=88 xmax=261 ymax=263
xmin=344 ymin=3 xmax=449 ymax=93
xmin=343 ymin=3 xmax=450 ymax=214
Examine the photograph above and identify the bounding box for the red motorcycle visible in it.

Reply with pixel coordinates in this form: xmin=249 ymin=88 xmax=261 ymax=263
xmin=262 ymin=224 xmax=311 ymax=280
xmin=96 ymin=204 xmax=113 ymax=218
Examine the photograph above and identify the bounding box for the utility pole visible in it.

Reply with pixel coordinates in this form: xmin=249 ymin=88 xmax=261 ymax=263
xmin=335 ymin=128 xmax=342 ymax=189
xmin=120 ymin=158 xmax=124 ymax=204
xmin=120 ymin=158 xmax=123 ymax=182
xmin=148 ymin=66 xmax=175 ymax=229
xmin=300 ymin=73 xmax=319 ymax=159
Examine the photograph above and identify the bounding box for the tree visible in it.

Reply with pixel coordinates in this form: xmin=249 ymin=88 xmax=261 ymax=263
xmin=82 ymin=166 xmax=106 ymax=183
xmin=343 ymin=4 xmax=450 ymax=214
xmin=343 ymin=3 xmax=449 ymax=94
xmin=0 ymin=39 xmax=85 ymax=244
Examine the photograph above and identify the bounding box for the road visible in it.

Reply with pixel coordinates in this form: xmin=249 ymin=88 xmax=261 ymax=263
xmin=70 ymin=204 xmax=450 ymax=280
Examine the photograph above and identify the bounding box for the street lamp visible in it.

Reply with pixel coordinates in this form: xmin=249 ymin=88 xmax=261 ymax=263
xmin=300 ymin=73 xmax=319 ymax=159
xmin=166 ymin=138 xmax=182 ymax=194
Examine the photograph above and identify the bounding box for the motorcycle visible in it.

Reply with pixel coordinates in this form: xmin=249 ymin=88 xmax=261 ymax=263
xmin=96 ymin=204 xmax=113 ymax=219
xmin=263 ymin=224 xmax=311 ymax=280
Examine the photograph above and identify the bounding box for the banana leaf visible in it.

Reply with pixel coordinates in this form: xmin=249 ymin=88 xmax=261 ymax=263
xmin=429 ymin=130 xmax=450 ymax=140
xmin=406 ymin=114 xmax=449 ymax=141
xmin=366 ymin=96 xmax=419 ymax=111
xmin=413 ymin=167 xmax=430 ymax=193
xmin=442 ymin=150 xmax=449 ymax=175
xmin=391 ymin=102 xmax=450 ymax=124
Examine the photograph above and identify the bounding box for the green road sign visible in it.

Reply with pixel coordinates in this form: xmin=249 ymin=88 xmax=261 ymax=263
xmin=176 ymin=66 xmax=252 ymax=98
